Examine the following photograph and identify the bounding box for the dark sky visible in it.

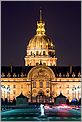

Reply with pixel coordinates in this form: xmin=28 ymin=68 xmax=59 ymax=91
xmin=1 ymin=1 xmax=81 ymax=66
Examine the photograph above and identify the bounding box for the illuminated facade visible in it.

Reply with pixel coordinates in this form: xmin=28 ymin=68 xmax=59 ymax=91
xmin=1 ymin=10 xmax=81 ymax=103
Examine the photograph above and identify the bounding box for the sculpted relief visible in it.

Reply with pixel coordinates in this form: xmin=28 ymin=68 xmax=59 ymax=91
xmin=32 ymin=68 xmax=50 ymax=79
xmin=27 ymin=65 xmax=55 ymax=81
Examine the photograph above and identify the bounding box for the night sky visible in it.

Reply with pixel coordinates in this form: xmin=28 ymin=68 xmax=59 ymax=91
xmin=1 ymin=1 xmax=81 ymax=66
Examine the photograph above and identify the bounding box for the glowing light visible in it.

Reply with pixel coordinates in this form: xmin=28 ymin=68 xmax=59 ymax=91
xmin=44 ymin=105 xmax=50 ymax=109
xmin=51 ymin=43 xmax=53 ymax=46
xmin=55 ymin=104 xmax=72 ymax=109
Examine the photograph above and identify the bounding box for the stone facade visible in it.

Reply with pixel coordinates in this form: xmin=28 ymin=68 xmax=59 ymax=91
xmin=1 ymin=10 xmax=81 ymax=103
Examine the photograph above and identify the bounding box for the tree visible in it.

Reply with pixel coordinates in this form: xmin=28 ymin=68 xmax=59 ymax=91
xmin=66 ymin=99 xmax=69 ymax=105
xmin=12 ymin=98 xmax=16 ymax=105
xmin=78 ymin=98 xmax=81 ymax=105
xmin=5 ymin=98 xmax=8 ymax=105
xmin=71 ymin=98 xmax=78 ymax=105
xmin=1 ymin=98 xmax=4 ymax=106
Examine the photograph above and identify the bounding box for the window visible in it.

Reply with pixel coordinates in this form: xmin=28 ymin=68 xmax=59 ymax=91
xmin=13 ymin=90 xmax=16 ymax=94
xmin=21 ymin=85 xmax=23 ymax=88
xmin=8 ymin=85 xmax=10 ymax=88
xmin=43 ymin=63 xmax=46 ymax=66
xmin=33 ymin=82 xmax=36 ymax=88
xmin=40 ymin=81 xmax=43 ymax=88
xmin=67 ymin=90 xmax=69 ymax=94
xmin=46 ymin=90 xmax=49 ymax=93
xmin=13 ymin=85 xmax=16 ymax=88
xmin=36 ymin=63 xmax=39 ymax=65
xmin=46 ymin=82 xmax=49 ymax=88
xmin=33 ymin=89 xmax=36 ymax=93
xmin=67 ymin=85 xmax=69 ymax=88
xmin=31 ymin=51 xmax=32 ymax=55
xmin=43 ymin=51 xmax=45 ymax=55
xmin=36 ymin=51 xmax=38 ymax=55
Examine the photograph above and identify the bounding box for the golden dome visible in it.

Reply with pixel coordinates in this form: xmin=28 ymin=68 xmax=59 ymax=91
xmin=28 ymin=35 xmax=54 ymax=49
xmin=27 ymin=10 xmax=55 ymax=50
xmin=25 ymin=10 xmax=57 ymax=66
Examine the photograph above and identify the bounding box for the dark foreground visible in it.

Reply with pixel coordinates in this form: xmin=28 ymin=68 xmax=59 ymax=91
xmin=1 ymin=105 xmax=81 ymax=121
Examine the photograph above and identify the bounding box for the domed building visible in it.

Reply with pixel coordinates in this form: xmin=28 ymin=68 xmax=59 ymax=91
xmin=1 ymin=10 xmax=81 ymax=103
xmin=25 ymin=10 xmax=57 ymax=66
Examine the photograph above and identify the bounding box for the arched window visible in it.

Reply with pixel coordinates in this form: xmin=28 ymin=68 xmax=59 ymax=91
xmin=36 ymin=51 xmax=39 ymax=55
xmin=13 ymin=90 xmax=16 ymax=94
xmin=43 ymin=51 xmax=45 ymax=55
xmin=31 ymin=51 xmax=32 ymax=55
xmin=40 ymin=81 xmax=43 ymax=88
xmin=33 ymin=82 xmax=36 ymax=88
xmin=67 ymin=85 xmax=69 ymax=88
xmin=13 ymin=85 xmax=16 ymax=88
xmin=46 ymin=82 xmax=49 ymax=88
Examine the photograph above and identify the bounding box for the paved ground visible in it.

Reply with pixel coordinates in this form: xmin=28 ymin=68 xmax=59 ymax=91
xmin=1 ymin=106 xmax=81 ymax=121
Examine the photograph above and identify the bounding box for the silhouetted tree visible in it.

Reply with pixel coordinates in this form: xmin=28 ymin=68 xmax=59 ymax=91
xmin=71 ymin=98 xmax=78 ymax=105
xmin=78 ymin=98 xmax=81 ymax=105
xmin=1 ymin=98 xmax=4 ymax=106
xmin=5 ymin=98 xmax=8 ymax=105
xmin=66 ymin=99 xmax=69 ymax=105
xmin=12 ymin=98 xmax=16 ymax=105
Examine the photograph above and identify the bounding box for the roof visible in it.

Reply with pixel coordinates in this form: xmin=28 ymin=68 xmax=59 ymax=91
xmin=16 ymin=93 xmax=28 ymax=99
xmin=1 ymin=65 xmax=81 ymax=78
xmin=55 ymin=93 xmax=66 ymax=98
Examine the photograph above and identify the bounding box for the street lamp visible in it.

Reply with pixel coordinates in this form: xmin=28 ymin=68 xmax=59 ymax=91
xmin=77 ymin=86 xmax=80 ymax=100
xmin=72 ymin=86 xmax=81 ymax=99
xmin=72 ymin=88 xmax=74 ymax=99
xmin=1 ymin=85 xmax=6 ymax=109
xmin=6 ymin=86 xmax=11 ymax=109
xmin=1 ymin=85 xmax=11 ymax=109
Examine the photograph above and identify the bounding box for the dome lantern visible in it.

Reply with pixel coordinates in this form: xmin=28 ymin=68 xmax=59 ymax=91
xmin=36 ymin=10 xmax=45 ymax=35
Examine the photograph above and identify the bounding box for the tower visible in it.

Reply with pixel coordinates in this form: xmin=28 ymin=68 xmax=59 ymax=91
xmin=24 ymin=10 xmax=57 ymax=66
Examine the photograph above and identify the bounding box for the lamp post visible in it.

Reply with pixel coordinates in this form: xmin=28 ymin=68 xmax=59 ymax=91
xmin=6 ymin=86 xmax=11 ymax=109
xmin=77 ymin=86 xmax=80 ymax=100
xmin=72 ymin=86 xmax=80 ymax=99
xmin=75 ymin=87 xmax=76 ymax=98
xmin=1 ymin=85 xmax=6 ymax=109
xmin=72 ymin=88 xmax=74 ymax=99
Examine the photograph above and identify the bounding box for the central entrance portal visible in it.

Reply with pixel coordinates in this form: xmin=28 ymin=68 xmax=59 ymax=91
xmin=36 ymin=90 xmax=45 ymax=103
xmin=27 ymin=65 xmax=56 ymax=103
